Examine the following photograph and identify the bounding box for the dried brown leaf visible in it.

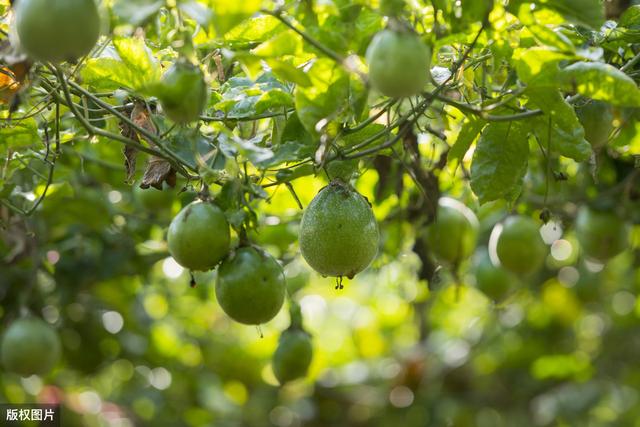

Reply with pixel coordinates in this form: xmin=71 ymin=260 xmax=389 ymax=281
xmin=141 ymin=156 xmax=176 ymax=190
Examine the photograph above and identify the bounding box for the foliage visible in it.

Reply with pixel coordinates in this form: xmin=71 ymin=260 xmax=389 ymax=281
xmin=0 ymin=0 xmax=639 ymax=426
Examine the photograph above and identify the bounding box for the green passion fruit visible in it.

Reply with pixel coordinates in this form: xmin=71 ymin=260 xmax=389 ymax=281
xmin=15 ymin=0 xmax=100 ymax=63
xmin=215 ymin=246 xmax=286 ymax=325
xmin=473 ymin=248 xmax=515 ymax=301
xmin=157 ymin=60 xmax=207 ymax=124
xmin=365 ymin=29 xmax=431 ymax=98
xmin=575 ymin=207 xmax=629 ymax=261
xmin=298 ymin=180 xmax=379 ymax=279
xmin=1 ymin=317 xmax=61 ymax=376
xmin=272 ymin=329 xmax=313 ymax=384
xmin=167 ymin=201 xmax=230 ymax=271
xmin=494 ymin=215 xmax=547 ymax=275
xmin=134 ymin=183 xmax=174 ymax=211
xmin=425 ymin=197 xmax=479 ymax=266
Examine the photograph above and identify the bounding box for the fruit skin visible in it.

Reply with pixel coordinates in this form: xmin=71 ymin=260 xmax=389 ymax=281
xmin=299 ymin=180 xmax=379 ymax=278
xmin=473 ymin=248 xmax=514 ymax=301
xmin=576 ymin=100 xmax=613 ymax=148
xmin=215 ymin=247 xmax=286 ymax=325
xmin=425 ymin=197 xmax=479 ymax=265
xmin=575 ymin=207 xmax=629 ymax=261
xmin=495 ymin=215 xmax=547 ymax=274
xmin=1 ymin=317 xmax=61 ymax=376
xmin=272 ymin=329 xmax=313 ymax=384
xmin=167 ymin=201 xmax=230 ymax=271
xmin=14 ymin=0 xmax=100 ymax=63
xmin=365 ymin=29 xmax=431 ymax=98
xmin=158 ymin=60 xmax=207 ymax=124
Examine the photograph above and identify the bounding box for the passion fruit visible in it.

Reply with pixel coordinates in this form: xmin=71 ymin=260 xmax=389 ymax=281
xmin=575 ymin=207 xmax=629 ymax=261
xmin=365 ymin=28 xmax=431 ymax=98
xmin=215 ymin=246 xmax=286 ymax=325
xmin=14 ymin=0 xmax=100 ymax=63
xmin=494 ymin=215 xmax=547 ymax=275
xmin=272 ymin=329 xmax=313 ymax=384
xmin=473 ymin=248 xmax=515 ymax=301
xmin=298 ymin=180 xmax=379 ymax=279
xmin=167 ymin=201 xmax=230 ymax=271
xmin=425 ymin=197 xmax=479 ymax=266
xmin=157 ymin=60 xmax=207 ymax=124
xmin=1 ymin=317 xmax=61 ymax=376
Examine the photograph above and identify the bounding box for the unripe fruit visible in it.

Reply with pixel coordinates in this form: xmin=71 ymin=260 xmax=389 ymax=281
xmin=365 ymin=29 xmax=431 ymax=98
xmin=473 ymin=248 xmax=514 ymax=301
xmin=575 ymin=207 xmax=629 ymax=261
xmin=15 ymin=0 xmax=100 ymax=63
xmin=1 ymin=317 xmax=61 ymax=376
xmin=425 ymin=197 xmax=478 ymax=265
xmin=158 ymin=60 xmax=207 ymax=124
xmin=299 ymin=180 xmax=379 ymax=279
xmin=134 ymin=183 xmax=174 ymax=211
xmin=495 ymin=215 xmax=547 ymax=274
xmin=167 ymin=201 xmax=230 ymax=271
xmin=216 ymin=247 xmax=286 ymax=325
xmin=272 ymin=329 xmax=313 ymax=384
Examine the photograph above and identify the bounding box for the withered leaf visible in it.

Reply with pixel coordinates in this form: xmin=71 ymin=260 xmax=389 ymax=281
xmin=141 ymin=156 xmax=176 ymax=189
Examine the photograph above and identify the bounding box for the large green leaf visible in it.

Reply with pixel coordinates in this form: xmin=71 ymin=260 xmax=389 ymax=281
xmin=112 ymin=0 xmax=164 ymax=26
xmin=207 ymin=0 xmax=262 ymax=36
xmin=525 ymin=88 xmax=592 ymax=161
xmin=470 ymin=122 xmax=529 ymax=204
xmin=558 ymin=62 xmax=640 ymax=107
xmin=448 ymin=118 xmax=486 ymax=163
xmin=81 ymin=38 xmax=161 ymax=91
xmin=294 ymin=59 xmax=350 ymax=136
xmin=508 ymin=0 xmax=605 ymax=29
xmin=514 ymin=47 xmax=571 ymax=87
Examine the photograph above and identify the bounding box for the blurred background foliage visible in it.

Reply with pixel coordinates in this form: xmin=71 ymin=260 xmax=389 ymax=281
xmin=0 ymin=0 xmax=640 ymax=426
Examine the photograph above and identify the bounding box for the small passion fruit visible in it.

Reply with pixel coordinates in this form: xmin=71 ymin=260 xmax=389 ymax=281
xmin=365 ymin=28 xmax=431 ymax=98
xmin=1 ymin=317 xmax=61 ymax=377
xmin=215 ymin=246 xmax=286 ymax=325
xmin=425 ymin=197 xmax=479 ymax=266
xmin=14 ymin=0 xmax=100 ymax=63
xmin=167 ymin=201 xmax=230 ymax=271
xmin=157 ymin=60 xmax=208 ymax=124
xmin=494 ymin=215 xmax=547 ymax=275
xmin=272 ymin=329 xmax=313 ymax=385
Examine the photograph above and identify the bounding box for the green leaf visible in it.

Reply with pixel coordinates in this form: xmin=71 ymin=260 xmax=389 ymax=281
xmin=179 ymin=1 xmax=213 ymax=27
xmin=207 ymin=0 xmax=262 ymax=36
xmin=525 ymin=88 xmax=592 ymax=161
xmin=294 ymin=59 xmax=350 ymax=135
xmin=338 ymin=124 xmax=386 ymax=149
xmin=619 ymin=5 xmax=640 ymax=28
xmin=0 ymin=117 xmax=40 ymax=150
xmin=218 ymin=134 xmax=274 ymax=165
xmin=81 ymin=38 xmax=161 ymax=91
xmin=112 ymin=0 xmax=164 ymax=26
xmin=252 ymin=31 xmax=302 ymax=57
xmin=266 ymin=60 xmax=312 ymax=87
xmin=559 ymin=62 xmax=640 ymax=107
xmin=514 ymin=47 xmax=571 ymax=87
xmin=508 ymin=0 xmax=605 ymax=29
xmin=254 ymin=89 xmax=294 ymax=115
xmin=448 ymin=118 xmax=486 ymax=163
xmin=518 ymin=5 xmax=575 ymax=51
xmin=470 ymin=122 xmax=529 ymax=204
xmin=224 ymin=15 xmax=282 ymax=43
